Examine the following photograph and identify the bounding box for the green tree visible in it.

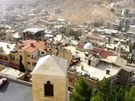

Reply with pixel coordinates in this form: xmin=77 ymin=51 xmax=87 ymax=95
xmin=125 ymin=91 xmax=129 ymax=101
xmin=108 ymin=85 xmax=125 ymax=101
xmin=125 ymin=86 xmax=135 ymax=101
xmin=97 ymin=78 xmax=110 ymax=99
xmin=90 ymin=93 xmax=104 ymax=101
xmin=19 ymin=55 xmax=26 ymax=73
xmin=97 ymin=78 xmax=126 ymax=101
xmin=71 ymin=78 xmax=92 ymax=101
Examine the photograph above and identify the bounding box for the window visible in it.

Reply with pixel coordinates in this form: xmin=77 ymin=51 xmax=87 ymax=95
xmin=27 ymin=62 xmax=31 ymax=65
xmin=129 ymin=72 xmax=132 ymax=77
xmin=69 ymin=77 xmax=73 ymax=83
xmin=68 ymin=87 xmax=73 ymax=92
xmin=44 ymin=81 xmax=54 ymax=97
xmin=41 ymin=52 xmax=44 ymax=54
xmin=27 ymin=55 xmax=31 ymax=57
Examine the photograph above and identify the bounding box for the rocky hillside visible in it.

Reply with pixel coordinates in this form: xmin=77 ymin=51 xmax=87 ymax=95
xmin=1 ymin=0 xmax=131 ymax=24
xmin=34 ymin=0 xmax=117 ymax=24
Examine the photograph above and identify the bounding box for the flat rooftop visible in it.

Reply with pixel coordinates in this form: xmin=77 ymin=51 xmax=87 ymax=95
xmin=65 ymin=46 xmax=120 ymax=81
xmin=0 ymin=42 xmax=15 ymax=54
xmin=76 ymin=61 xmax=120 ymax=81
xmin=106 ymin=44 xmax=130 ymax=52
xmin=0 ymin=80 xmax=32 ymax=101
xmin=0 ymin=67 xmax=25 ymax=79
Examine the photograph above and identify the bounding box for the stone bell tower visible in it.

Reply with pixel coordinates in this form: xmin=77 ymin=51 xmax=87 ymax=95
xmin=32 ymin=55 xmax=68 ymax=101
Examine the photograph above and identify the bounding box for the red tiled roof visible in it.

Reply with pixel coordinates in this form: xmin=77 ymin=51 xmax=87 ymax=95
xmin=91 ymin=48 xmax=116 ymax=59
xmin=19 ymin=40 xmax=47 ymax=53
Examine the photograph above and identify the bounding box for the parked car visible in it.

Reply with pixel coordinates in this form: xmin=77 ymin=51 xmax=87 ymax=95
xmin=0 ymin=77 xmax=8 ymax=86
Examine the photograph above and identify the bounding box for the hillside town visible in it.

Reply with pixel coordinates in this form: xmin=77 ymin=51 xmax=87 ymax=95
xmin=0 ymin=0 xmax=135 ymax=101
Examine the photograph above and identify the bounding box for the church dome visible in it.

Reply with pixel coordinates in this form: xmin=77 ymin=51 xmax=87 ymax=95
xmin=83 ymin=42 xmax=94 ymax=50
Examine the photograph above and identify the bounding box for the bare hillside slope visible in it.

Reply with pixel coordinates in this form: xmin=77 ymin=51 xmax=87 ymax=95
xmin=0 ymin=0 xmax=117 ymax=24
xmin=37 ymin=0 xmax=117 ymax=24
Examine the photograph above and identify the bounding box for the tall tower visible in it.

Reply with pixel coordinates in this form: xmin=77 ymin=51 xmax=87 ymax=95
xmin=32 ymin=55 xmax=68 ymax=101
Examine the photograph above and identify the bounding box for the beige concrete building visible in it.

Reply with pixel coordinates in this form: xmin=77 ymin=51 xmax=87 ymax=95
xmin=0 ymin=42 xmax=18 ymax=68
xmin=0 ymin=40 xmax=72 ymax=72
xmin=32 ymin=55 xmax=68 ymax=101
xmin=85 ymin=32 xmax=106 ymax=46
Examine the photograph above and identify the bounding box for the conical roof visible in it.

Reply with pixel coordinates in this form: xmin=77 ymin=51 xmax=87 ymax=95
xmin=32 ymin=55 xmax=68 ymax=77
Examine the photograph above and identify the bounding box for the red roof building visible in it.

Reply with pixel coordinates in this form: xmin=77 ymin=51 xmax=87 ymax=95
xmin=91 ymin=48 xmax=116 ymax=59
xmin=85 ymin=32 xmax=106 ymax=45
xmin=19 ymin=40 xmax=47 ymax=53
